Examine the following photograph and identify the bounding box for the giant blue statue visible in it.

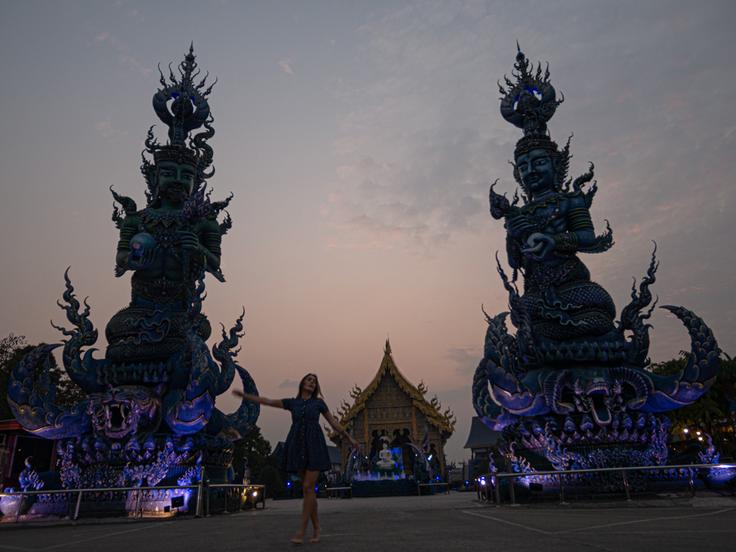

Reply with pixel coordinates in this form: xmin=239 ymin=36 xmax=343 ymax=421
xmin=4 ymin=46 xmax=258 ymax=515
xmin=472 ymin=46 xmax=722 ymax=487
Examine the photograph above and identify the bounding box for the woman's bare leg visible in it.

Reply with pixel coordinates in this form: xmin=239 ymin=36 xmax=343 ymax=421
xmin=291 ymin=470 xmax=308 ymax=544
xmin=309 ymin=475 xmax=320 ymax=542
xmin=293 ymin=470 xmax=319 ymax=544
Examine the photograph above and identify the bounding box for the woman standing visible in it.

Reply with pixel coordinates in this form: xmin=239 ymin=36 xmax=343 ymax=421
xmin=233 ymin=373 xmax=359 ymax=544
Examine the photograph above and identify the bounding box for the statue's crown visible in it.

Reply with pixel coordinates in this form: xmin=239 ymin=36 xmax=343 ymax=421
xmin=153 ymin=145 xmax=198 ymax=166
xmin=140 ymin=44 xmax=217 ymax=203
xmin=498 ymin=43 xmax=564 ymax=158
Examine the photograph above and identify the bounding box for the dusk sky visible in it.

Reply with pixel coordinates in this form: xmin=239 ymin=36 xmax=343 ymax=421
xmin=1 ymin=0 xmax=735 ymax=462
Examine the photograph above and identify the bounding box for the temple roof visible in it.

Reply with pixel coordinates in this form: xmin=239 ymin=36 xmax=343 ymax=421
xmin=336 ymin=339 xmax=456 ymax=436
xmin=463 ymin=416 xmax=501 ymax=450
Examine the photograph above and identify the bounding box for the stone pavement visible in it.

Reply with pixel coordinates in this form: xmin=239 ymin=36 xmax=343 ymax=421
xmin=2 ymin=492 xmax=736 ymax=552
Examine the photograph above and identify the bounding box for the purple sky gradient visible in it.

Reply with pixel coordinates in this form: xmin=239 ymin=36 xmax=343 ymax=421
xmin=1 ymin=0 xmax=735 ymax=462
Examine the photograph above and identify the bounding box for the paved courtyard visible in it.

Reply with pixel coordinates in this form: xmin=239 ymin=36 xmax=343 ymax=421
xmin=2 ymin=492 xmax=735 ymax=552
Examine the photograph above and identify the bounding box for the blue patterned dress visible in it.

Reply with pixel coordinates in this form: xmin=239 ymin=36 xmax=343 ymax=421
xmin=281 ymin=397 xmax=331 ymax=472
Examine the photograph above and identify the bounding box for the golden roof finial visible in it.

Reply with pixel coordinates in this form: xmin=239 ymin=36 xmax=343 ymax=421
xmin=384 ymin=336 xmax=392 ymax=355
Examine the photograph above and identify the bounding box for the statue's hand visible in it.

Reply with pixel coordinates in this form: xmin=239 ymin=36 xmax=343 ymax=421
xmin=521 ymin=232 xmax=555 ymax=261
xmin=127 ymin=232 xmax=157 ymax=270
xmin=128 ymin=248 xmax=156 ymax=270
xmin=506 ymin=213 xmax=535 ymax=239
xmin=177 ymin=230 xmax=200 ymax=252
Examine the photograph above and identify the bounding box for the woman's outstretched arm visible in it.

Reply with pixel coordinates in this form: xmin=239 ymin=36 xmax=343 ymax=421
xmin=232 ymin=389 xmax=285 ymax=409
xmin=322 ymin=410 xmax=360 ymax=449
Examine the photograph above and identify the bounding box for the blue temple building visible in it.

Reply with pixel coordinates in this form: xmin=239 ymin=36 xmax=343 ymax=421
xmin=329 ymin=340 xmax=455 ymax=495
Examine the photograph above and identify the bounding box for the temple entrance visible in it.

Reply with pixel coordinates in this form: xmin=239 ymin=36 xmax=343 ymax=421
xmin=329 ymin=340 xmax=455 ymax=495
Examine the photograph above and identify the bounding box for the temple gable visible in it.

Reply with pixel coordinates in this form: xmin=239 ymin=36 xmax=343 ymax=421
xmin=330 ymin=340 xmax=455 ymax=480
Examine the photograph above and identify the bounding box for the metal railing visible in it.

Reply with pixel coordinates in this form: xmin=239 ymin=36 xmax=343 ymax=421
xmin=417 ymin=482 xmax=450 ymax=496
xmin=487 ymin=462 xmax=735 ymax=506
xmin=0 ymin=479 xmax=266 ymax=523
xmin=208 ymin=483 xmax=266 ymax=513
xmin=324 ymin=486 xmax=352 ymax=498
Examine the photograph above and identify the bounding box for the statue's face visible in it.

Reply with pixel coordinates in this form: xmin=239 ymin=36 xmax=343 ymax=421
xmin=156 ymin=161 xmax=196 ymax=205
xmin=516 ymin=148 xmax=555 ymax=195
xmin=87 ymin=386 xmax=161 ymax=440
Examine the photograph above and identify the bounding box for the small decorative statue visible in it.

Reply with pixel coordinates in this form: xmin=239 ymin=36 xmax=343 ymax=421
xmin=376 ymin=441 xmax=397 ymax=472
xmin=473 ymin=45 xmax=722 ymax=486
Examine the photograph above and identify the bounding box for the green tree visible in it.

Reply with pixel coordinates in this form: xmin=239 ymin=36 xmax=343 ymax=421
xmin=0 ymin=334 xmax=26 ymax=366
xmin=231 ymin=427 xmax=290 ymax=498
xmin=651 ymin=352 xmax=736 ymax=456
xmin=0 ymin=333 xmax=85 ymax=419
xmin=259 ymin=464 xmax=287 ymax=499
xmin=232 ymin=426 xmax=273 ymax=483
xmin=0 ymin=334 xmax=28 ymax=419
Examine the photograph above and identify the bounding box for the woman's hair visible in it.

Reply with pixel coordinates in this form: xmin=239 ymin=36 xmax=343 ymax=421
xmin=296 ymin=373 xmax=323 ymax=399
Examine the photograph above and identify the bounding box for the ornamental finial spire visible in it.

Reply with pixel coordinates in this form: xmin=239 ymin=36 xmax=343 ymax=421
xmin=498 ymin=43 xmax=563 ymax=138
